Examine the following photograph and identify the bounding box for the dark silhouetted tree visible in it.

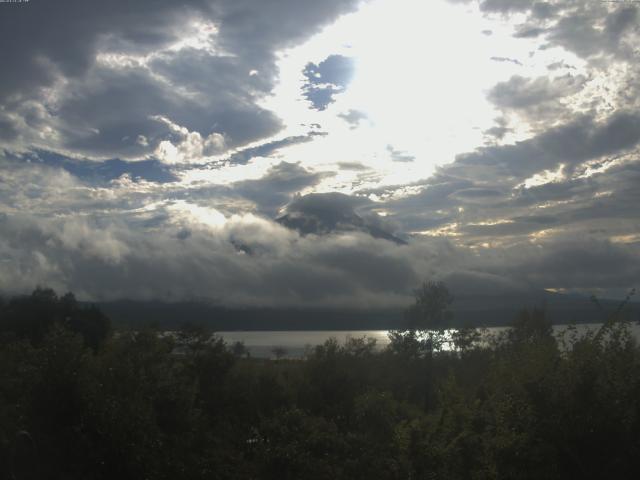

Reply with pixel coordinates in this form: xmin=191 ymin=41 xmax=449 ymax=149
xmin=404 ymin=280 xmax=454 ymax=331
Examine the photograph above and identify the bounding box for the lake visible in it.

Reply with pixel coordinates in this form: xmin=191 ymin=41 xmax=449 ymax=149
xmin=218 ymin=323 xmax=640 ymax=359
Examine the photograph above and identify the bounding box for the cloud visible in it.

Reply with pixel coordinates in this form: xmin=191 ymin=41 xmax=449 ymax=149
xmin=1 ymin=147 xmax=638 ymax=305
xmin=549 ymin=4 xmax=638 ymax=60
xmin=338 ymin=109 xmax=368 ymax=128
xmin=365 ymin=106 xmax=640 ymax=283
xmin=54 ymin=64 xmax=282 ymax=160
xmin=226 ymin=134 xmax=318 ymax=165
xmin=277 ymin=192 xmax=406 ymax=244
xmin=489 ymin=75 xmax=585 ymax=109
xmin=513 ymin=26 xmax=546 ymax=38
xmin=337 ymin=161 xmax=371 ymax=171
xmin=0 ymin=0 xmax=205 ymax=102
xmin=497 ymin=237 xmax=640 ymax=294
xmin=1 ymin=0 xmax=640 ymax=306
xmin=490 ymin=56 xmax=523 ymax=66
xmin=477 ymin=0 xmax=639 ymax=62
xmin=451 ymin=112 xmax=640 ymax=181
xmin=386 ymin=145 xmax=415 ymax=163
xmin=484 ymin=117 xmax=511 ymax=140
xmin=233 ymin=162 xmax=332 ymax=216
xmin=0 ymin=0 xmax=362 ymax=160
xmin=449 ymin=187 xmax=506 ymax=204
xmin=277 ymin=192 xmax=373 ymax=233
xmin=487 ymin=74 xmax=587 ymax=123
xmin=479 ymin=0 xmax=534 ymax=14
xmin=0 ymin=208 xmax=420 ymax=306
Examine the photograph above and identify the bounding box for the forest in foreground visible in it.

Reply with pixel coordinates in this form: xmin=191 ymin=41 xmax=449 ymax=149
xmin=1 ymin=287 xmax=640 ymax=479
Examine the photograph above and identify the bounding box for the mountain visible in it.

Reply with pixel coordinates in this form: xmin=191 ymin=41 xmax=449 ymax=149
xmin=276 ymin=192 xmax=407 ymax=244
xmin=98 ymin=291 xmax=639 ymax=331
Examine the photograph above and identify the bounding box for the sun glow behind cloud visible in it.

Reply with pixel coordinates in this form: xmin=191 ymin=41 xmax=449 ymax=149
xmin=3 ymin=0 xmax=639 ymax=303
xmin=170 ymin=200 xmax=227 ymax=229
xmin=259 ymin=0 xmax=587 ymax=193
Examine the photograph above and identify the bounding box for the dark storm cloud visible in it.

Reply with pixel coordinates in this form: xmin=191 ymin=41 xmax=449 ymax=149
xmin=458 ymin=158 xmax=640 ymax=243
xmin=367 ymin=105 xmax=640 ymax=257
xmin=212 ymin=0 xmax=362 ymax=56
xmin=51 ymin=63 xmax=282 ymax=159
xmin=0 ymin=0 xmax=206 ymax=102
xmin=302 ymin=55 xmax=356 ymax=110
xmin=525 ymin=2 xmax=634 ymax=60
xmin=0 ymin=210 xmax=422 ymax=306
xmin=382 ymin=175 xmax=469 ymax=207
xmin=277 ymin=192 xmax=406 ymax=244
xmin=233 ymin=162 xmax=332 ymax=216
xmin=449 ymin=187 xmax=506 ymax=204
xmin=149 ymin=48 xmax=275 ymax=98
xmin=277 ymin=192 xmax=373 ymax=234
xmin=0 ymin=115 xmax=19 ymax=141
xmin=0 ymin=151 xmax=423 ymax=305
xmin=501 ymin=238 xmax=640 ymax=292
xmin=309 ymin=244 xmax=418 ymax=292
xmin=1 ymin=148 xmax=637 ymax=303
xmin=451 ymin=0 xmax=638 ymax=64
xmin=0 ymin=0 xmax=361 ymax=101
xmin=511 ymin=177 xmax=595 ymax=207
xmin=1 ymin=0 xmax=639 ymax=305
xmin=0 ymin=0 xmax=362 ymax=160
xmin=452 ymin=112 xmax=640 ymax=180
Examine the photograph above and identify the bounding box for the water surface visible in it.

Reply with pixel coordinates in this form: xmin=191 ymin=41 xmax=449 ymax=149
xmin=218 ymin=323 xmax=640 ymax=359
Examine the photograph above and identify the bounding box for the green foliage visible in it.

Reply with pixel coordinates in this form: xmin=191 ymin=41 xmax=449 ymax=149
xmin=0 ymin=288 xmax=111 ymax=351
xmin=2 ymin=288 xmax=640 ymax=479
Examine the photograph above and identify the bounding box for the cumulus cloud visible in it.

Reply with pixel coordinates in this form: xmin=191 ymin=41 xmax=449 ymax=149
xmin=0 ymin=0 xmax=362 ymax=160
xmin=152 ymin=115 xmax=227 ymax=164
xmin=3 ymin=198 xmax=636 ymax=305
xmin=451 ymin=112 xmax=640 ymax=182
xmin=0 ymin=208 xmax=419 ymax=306
xmin=479 ymin=0 xmax=639 ymax=61
xmin=488 ymin=74 xmax=586 ymax=110
xmin=1 ymin=0 xmax=639 ymax=306
xmin=233 ymin=162 xmax=333 ymax=216
xmin=2 ymin=142 xmax=638 ymax=304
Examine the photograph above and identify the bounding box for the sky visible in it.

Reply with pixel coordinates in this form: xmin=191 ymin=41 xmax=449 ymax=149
xmin=1 ymin=0 xmax=639 ymax=307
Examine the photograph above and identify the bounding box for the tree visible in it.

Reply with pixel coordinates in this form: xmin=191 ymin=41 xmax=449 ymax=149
xmin=272 ymin=346 xmax=288 ymax=360
xmin=404 ymin=281 xmax=454 ymax=331
xmin=386 ymin=281 xmax=456 ymax=363
xmin=0 ymin=288 xmax=111 ymax=350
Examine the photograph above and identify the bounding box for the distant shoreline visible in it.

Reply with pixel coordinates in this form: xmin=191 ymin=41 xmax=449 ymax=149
xmin=99 ymin=294 xmax=639 ymax=331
